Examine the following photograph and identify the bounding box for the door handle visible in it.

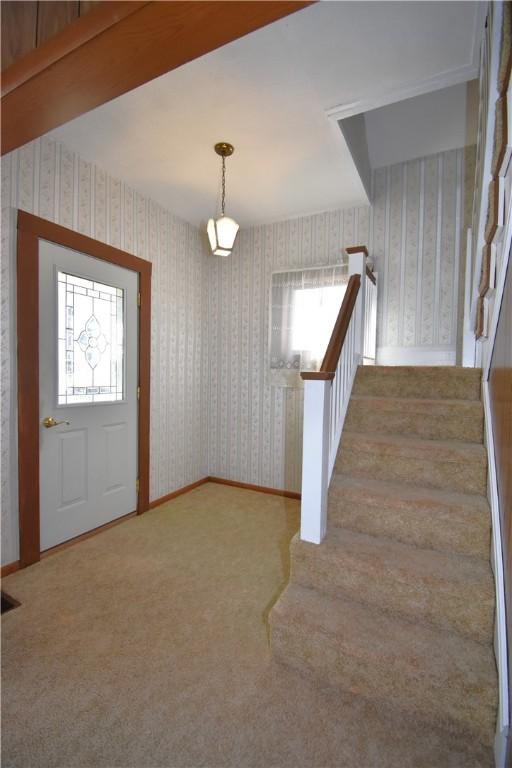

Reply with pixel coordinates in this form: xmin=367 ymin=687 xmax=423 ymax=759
xmin=42 ymin=416 xmax=71 ymax=429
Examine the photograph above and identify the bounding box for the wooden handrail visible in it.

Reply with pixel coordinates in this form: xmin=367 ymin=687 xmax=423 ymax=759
xmin=346 ymin=245 xmax=368 ymax=257
xmin=301 ymin=274 xmax=361 ymax=381
xmin=366 ymin=265 xmax=376 ymax=285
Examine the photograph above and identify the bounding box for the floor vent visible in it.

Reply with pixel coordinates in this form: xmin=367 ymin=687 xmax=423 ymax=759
xmin=1 ymin=591 xmax=21 ymax=614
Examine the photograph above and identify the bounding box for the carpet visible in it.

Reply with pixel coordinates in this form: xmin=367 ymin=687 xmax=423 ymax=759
xmin=1 ymin=483 xmax=491 ymax=767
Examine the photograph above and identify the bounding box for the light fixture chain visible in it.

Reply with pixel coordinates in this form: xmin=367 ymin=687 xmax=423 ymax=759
xmin=221 ymin=155 xmax=226 ymax=216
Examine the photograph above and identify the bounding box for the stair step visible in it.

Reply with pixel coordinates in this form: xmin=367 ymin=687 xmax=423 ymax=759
xmin=270 ymin=583 xmax=497 ymax=746
xmin=353 ymin=366 xmax=481 ymax=401
xmin=336 ymin=432 xmax=487 ymax=495
xmin=345 ymin=395 xmax=484 ymax=442
xmin=329 ymin=474 xmax=490 ymax=558
xmin=291 ymin=528 xmax=494 ymax=644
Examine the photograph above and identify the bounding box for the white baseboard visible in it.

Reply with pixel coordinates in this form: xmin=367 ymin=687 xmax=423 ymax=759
xmin=376 ymin=345 xmax=456 ymax=366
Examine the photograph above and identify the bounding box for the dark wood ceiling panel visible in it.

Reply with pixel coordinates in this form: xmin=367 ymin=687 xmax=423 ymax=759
xmin=1 ymin=1 xmax=38 ymax=71
xmin=36 ymin=1 xmax=80 ymax=47
xmin=79 ymin=1 xmax=102 ymax=15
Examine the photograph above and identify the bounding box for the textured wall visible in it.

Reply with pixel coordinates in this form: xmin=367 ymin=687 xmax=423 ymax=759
xmin=206 ymin=208 xmax=370 ymax=493
xmin=206 ymin=146 xmax=473 ymax=491
xmin=1 ymin=136 xmax=209 ymax=565
xmin=1 ymin=139 xmax=473 ymax=563
xmin=371 ymin=147 xmax=471 ymax=364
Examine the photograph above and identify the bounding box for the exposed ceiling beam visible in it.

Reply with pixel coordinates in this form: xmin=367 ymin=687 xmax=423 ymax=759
xmin=1 ymin=0 xmax=313 ymax=156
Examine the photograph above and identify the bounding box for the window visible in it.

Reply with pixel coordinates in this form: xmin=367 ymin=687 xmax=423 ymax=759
xmin=57 ymin=271 xmax=124 ymax=404
xmin=269 ymin=266 xmax=347 ymax=387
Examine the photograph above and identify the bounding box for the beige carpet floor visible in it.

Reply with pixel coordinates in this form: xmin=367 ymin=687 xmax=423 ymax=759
xmin=2 ymin=483 xmax=491 ymax=767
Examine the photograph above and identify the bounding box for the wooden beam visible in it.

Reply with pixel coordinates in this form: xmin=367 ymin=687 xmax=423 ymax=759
xmin=2 ymin=3 xmax=152 ymax=97
xmin=1 ymin=0 xmax=313 ymax=156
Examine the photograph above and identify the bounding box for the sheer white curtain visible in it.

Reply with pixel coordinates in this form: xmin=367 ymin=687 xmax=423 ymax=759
xmin=269 ymin=266 xmax=348 ymax=387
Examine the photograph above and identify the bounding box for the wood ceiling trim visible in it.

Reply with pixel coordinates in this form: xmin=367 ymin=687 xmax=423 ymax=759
xmin=1 ymin=0 xmax=314 ymax=156
xmin=1 ymin=2 xmax=149 ymax=97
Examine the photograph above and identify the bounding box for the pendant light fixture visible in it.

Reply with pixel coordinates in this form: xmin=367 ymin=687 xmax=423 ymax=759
xmin=207 ymin=142 xmax=239 ymax=257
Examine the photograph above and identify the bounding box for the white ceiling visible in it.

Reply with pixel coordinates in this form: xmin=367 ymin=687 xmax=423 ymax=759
xmin=50 ymin=1 xmax=483 ymax=228
xmin=364 ymin=80 xmax=479 ymax=169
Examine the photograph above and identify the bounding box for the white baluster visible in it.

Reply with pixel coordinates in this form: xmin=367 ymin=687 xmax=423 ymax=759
xmin=301 ymin=379 xmax=330 ymax=544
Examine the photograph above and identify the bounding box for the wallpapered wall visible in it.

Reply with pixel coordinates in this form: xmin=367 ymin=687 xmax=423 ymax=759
xmin=206 ymin=146 xmax=473 ymax=491
xmin=1 ymin=138 xmax=474 ymax=562
xmin=1 ymin=136 xmax=209 ymax=565
xmin=370 ymin=146 xmax=474 ymax=364
xmin=206 ymin=208 xmax=370 ymax=492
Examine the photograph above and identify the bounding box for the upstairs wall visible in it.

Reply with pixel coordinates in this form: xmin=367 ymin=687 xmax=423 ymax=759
xmin=371 ymin=146 xmax=475 ymax=365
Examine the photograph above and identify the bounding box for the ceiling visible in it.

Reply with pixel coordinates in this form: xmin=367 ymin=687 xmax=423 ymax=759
xmin=364 ymin=80 xmax=479 ymax=170
xmin=50 ymin=1 xmax=483 ymax=228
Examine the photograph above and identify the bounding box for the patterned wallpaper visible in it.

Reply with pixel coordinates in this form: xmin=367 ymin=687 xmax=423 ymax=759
xmin=1 ymin=136 xmax=209 ymax=565
xmin=370 ymin=146 xmax=474 ymax=364
xmin=206 ymin=146 xmax=473 ymax=491
xmin=206 ymin=208 xmax=370 ymax=493
xmin=1 ymin=138 xmax=474 ymax=562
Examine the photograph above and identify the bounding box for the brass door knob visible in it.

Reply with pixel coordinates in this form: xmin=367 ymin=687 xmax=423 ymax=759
xmin=42 ymin=416 xmax=70 ymax=428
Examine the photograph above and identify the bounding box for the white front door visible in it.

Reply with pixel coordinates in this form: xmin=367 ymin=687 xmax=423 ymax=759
xmin=38 ymin=240 xmax=138 ymax=550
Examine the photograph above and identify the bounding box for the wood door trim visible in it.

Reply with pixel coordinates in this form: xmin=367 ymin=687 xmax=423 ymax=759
xmin=1 ymin=1 xmax=313 ymax=155
xmin=17 ymin=211 xmax=152 ymax=568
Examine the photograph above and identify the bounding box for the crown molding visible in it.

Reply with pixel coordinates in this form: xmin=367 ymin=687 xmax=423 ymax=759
xmin=325 ymin=63 xmax=480 ymax=124
xmin=326 ymin=2 xmax=487 ymax=124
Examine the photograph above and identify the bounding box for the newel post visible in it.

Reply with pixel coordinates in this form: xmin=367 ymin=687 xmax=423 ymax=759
xmin=300 ymin=378 xmax=330 ymax=544
xmin=348 ymin=249 xmax=366 ymax=363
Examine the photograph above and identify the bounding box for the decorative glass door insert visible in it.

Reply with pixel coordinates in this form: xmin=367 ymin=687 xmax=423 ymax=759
xmin=57 ymin=270 xmax=124 ymax=404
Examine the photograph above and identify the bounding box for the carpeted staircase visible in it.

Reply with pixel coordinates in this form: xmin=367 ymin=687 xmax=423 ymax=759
xmin=270 ymin=365 xmax=498 ymax=748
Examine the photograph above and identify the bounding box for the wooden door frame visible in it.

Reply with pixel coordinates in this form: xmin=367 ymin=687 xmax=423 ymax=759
xmin=17 ymin=211 xmax=152 ymax=568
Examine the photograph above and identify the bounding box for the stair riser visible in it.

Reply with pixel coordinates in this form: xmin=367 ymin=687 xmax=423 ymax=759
xmin=345 ymin=404 xmax=483 ymax=443
xmin=353 ymin=369 xmax=481 ymax=401
xmin=291 ymin=546 xmax=494 ymax=645
xmin=270 ymin=622 xmax=495 ymax=746
xmin=337 ymin=446 xmax=487 ymax=495
xmin=328 ymin=489 xmax=490 ymax=559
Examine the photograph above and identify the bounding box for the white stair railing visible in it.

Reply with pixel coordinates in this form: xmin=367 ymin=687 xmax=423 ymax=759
xmin=300 ymin=250 xmax=367 ymax=544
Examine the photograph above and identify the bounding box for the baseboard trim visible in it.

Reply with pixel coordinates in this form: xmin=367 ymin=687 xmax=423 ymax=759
xmin=5 ymin=478 xmax=300 ymax=573
xmin=1 ymin=561 xmax=21 ymax=578
xmin=150 ymin=477 xmax=301 ymax=508
xmin=149 ymin=477 xmax=210 ymax=508
xmin=207 ymin=476 xmax=301 ymax=499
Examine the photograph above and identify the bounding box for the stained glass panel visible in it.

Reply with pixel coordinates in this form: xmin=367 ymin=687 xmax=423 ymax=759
xmin=57 ymin=271 xmax=124 ymax=405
